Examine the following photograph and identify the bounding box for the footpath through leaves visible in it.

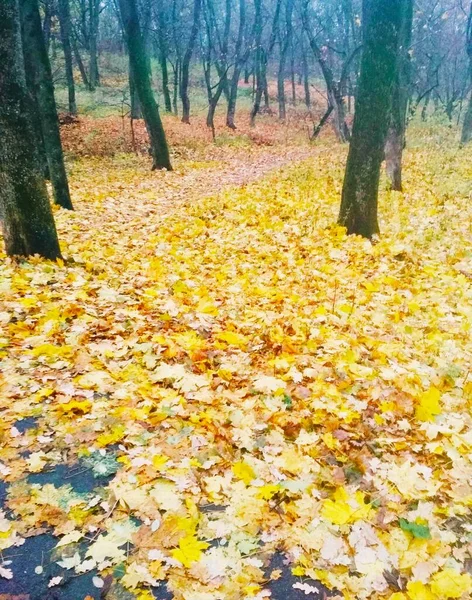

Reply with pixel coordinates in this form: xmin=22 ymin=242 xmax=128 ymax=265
xmin=1 ymin=137 xmax=472 ymax=600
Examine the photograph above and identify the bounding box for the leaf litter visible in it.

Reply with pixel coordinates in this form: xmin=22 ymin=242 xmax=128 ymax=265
xmin=0 ymin=138 xmax=472 ymax=599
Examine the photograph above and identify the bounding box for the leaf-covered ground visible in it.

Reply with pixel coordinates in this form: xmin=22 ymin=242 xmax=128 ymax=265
xmin=1 ymin=131 xmax=472 ymax=600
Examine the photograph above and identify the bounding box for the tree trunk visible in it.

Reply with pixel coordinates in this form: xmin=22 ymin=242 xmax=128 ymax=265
xmin=156 ymin=1 xmax=172 ymax=113
xmin=22 ymin=50 xmax=49 ymax=180
xmin=180 ymin=0 xmax=202 ymax=124
xmin=71 ymin=34 xmax=91 ymax=89
xmin=251 ymin=0 xmax=282 ymax=125
xmin=118 ymin=0 xmax=172 ymax=170
xmin=21 ymin=0 xmax=73 ymax=210
xmin=129 ymin=58 xmax=142 ymax=119
xmin=303 ymin=6 xmax=350 ymax=143
xmin=226 ymin=0 xmax=247 ymax=129
xmin=461 ymin=89 xmax=472 ymax=145
xmin=0 ymin=0 xmax=61 ymax=259
xmin=88 ymin=0 xmax=100 ymax=90
xmin=173 ymin=59 xmax=180 ymax=115
xmin=385 ymin=0 xmax=414 ymax=191
xmin=57 ymin=0 xmax=77 ymax=115
xmin=277 ymin=0 xmax=294 ymax=121
xmin=42 ymin=0 xmax=52 ymax=51
xmin=302 ymin=48 xmax=311 ymax=108
xmin=461 ymin=7 xmax=472 ymax=145
xmin=338 ymin=0 xmax=404 ymax=238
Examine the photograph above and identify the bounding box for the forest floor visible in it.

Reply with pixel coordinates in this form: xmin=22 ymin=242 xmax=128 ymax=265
xmin=1 ymin=113 xmax=472 ymax=600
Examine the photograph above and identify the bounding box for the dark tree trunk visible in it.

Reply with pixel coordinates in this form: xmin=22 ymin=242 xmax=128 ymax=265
xmin=303 ymin=50 xmax=311 ymax=108
xmin=118 ymin=0 xmax=172 ymax=170
xmin=290 ymin=44 xmax=296 ymax=105
xmin=71 ymin=34 xmax=91 ymax=89
xmin=23 ymin=52 xmax=49 ymax=180
xmin=42 ymin=0 xmax=52 ymax=50
xmin=461 ymin=6 xmax=472 ymax=145
xmin=312 ymin=104 xmax=334 ymax=140
xmin=303 ymin=6 xmax=350 ymax=143
xmin=462 ymin=88 xmax=472 ymax=145
xmin=385 ymin=0 xmax=414 ymax=191
xmin=21 ymin=0 xmax=73 ymax=210
xmin=88 ymin=0 xmax=100 ymax=89
xmin=251 ymin=0 xmax=282 ymax=125
xmin=129 ymin=58 xmax=142 ymax=119
xmin=57 ymin=0 xmax=77 ymax=115
xmin=0 ymin=0 xmax=61 ymax=259
xmin=277 ymin=0 xmax=294 ymax=121
xmin=338 ymin=0 xmax=404 ymax=238
xmin=173 ymin=59 xmax=180 ymax=115
xmin=249 ymin=0 xmax=263 ymax=127
xmin=156 ymin=1 xmax=172 ymax=113
xmin=226 ymin=0 xmax=247 ymax=129
xmin=180 ymin=0 xmax=202 ymax=124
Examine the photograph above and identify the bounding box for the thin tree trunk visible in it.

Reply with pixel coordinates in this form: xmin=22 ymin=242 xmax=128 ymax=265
xmin=21 ymin=0 xmax=73 ymax=210
xmin=129 ymin=58 xmax=142 ymax=119
xmin=303 ymin=7 xmax=349 ymax=142
xmin=0 ymin=0 xmax=61 ymax=259
xmin=173 ymin=59 xmax=179 ymax=115
xmin=71 ymin=34 xmax=91 ymax=89
xmin=338 ymin=0 xmax=404 ymax=238
xmin=461 ymin=88 xmax=472 ymax=144
xmin=290 ymin=45 xmax=296 ymax=105
xmin=118 ymin=0 xmax=172 ymax=170
xmin=42 ymin=0 xmax=52 ymax=50
xmin=89 ymin=0 xmax=100 ymax=89
xmin=302 ymin=45 xmax=311 ymax=108
xmin=180 ymin=0 xmax=202 ymax=124
xmin=461 ymin=7 xmax=472 ymax=145
xmin=312 ymin=104 xmax=333 ymax=140
xmin=226 ymin=0 xmax=247 ymax=129
xmin=385 ymin=0 xmax=413 ymax=191
xmin=251 ymin=0 xmax=282 ymax=125
xmin=156 ymin=1 xmax=172 ymax=113
xmin=57 ymin=0 xmax=77 ymax=115
xmin=277 ymin=0 xmax=294 ymax=121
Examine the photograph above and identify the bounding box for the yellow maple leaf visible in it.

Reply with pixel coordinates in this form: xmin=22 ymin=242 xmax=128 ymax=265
xmin=232 ymin=461 xmax=256 ymax=485
xmin=321 ymin=487 xmax=372 ymax=525
xmin=415 ymin=387 xmax=441 ymax=422
xmin=430 ymin=569 xmax=472 ymax=598
xmin=152 ymin=454 xmax=169 ymax=470
xmin=406 ymin=581 xmax=436 ymax=600
xmin=170 ymin=534 xmax=209 ymax=567
xmin=256 ymin=484 xmax=280 ymax=499
xmin=215 ymin=330 xmax=249 ymax=349
xmin=97 ymin=425 xmax=125 ymax=447
xmin=57 ymin=399 xmax=92 ymax=415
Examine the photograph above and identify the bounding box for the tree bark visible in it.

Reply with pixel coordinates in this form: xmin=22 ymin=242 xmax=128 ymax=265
xmin=0 ymin=0 xmax=61 ymax=259
xmin=88 ymin=0 xmax=100 ymax=89
xmin=385 ymin=0 xmax=414 ymax=191
xmin=338 ymin=0 xmax=404 ymax=238
xmin=156 ymin=0 xmax=172 ymax=113
xmin=226 ymin=0 xmax=247 ymax=129
xmin=180 ymin=0 xmax=202 ymax=124
xmin=277 ymin=0 xmax=294 ymax=121
xmin=21 ymin=0 xmax=73 ymax=210
xmin=57 ymin=0 xmax=77 ymax=115
xmin=461 ymin=5 xmax=472 ymax=145
xmin=303 ymin=5 xmax=350 ymax=142
xmin=71 ymin=33 xmax=91 ymax=89
xmin=118 ymin=0 xmax=172 ymax=170
xmin=129 ymin=58 xmax=142 ymax=119
xmin=42 ymin=0 xmax=52 ymax=51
